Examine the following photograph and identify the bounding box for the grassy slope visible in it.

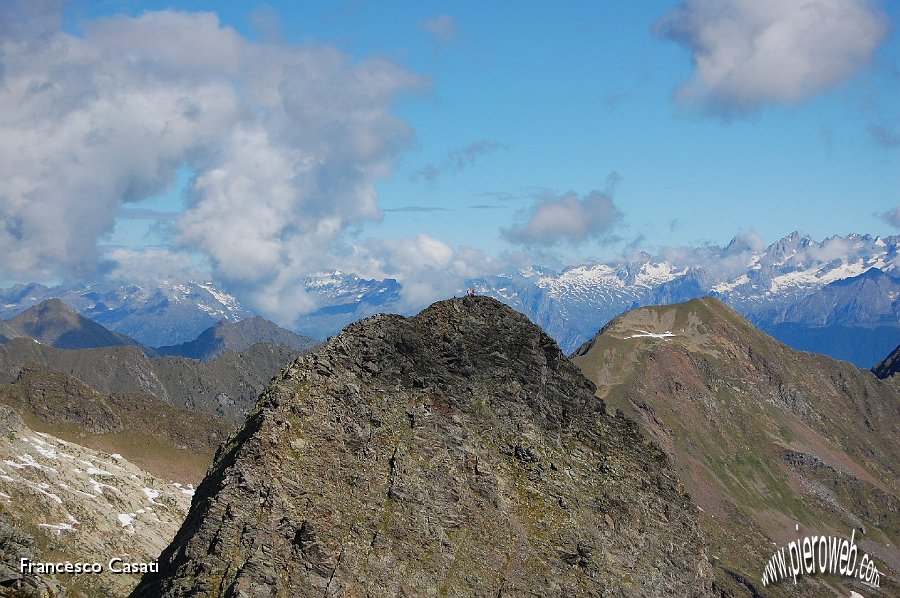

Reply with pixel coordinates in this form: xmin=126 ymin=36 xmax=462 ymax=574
xmin=573 ymin=297 xmax=899 ymax=597
xmin=0 ymin=366 xmax=235 ymax=482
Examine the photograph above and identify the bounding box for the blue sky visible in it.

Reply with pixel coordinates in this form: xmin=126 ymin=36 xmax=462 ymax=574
xmin=1 ymin=0 xmax=898 ymax=314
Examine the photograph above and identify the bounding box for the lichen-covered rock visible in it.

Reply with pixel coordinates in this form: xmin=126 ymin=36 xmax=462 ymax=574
xmin=136 ymin=297 xmax=715 ymax=597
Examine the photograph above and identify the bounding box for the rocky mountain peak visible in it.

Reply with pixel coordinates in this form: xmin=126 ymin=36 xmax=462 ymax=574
xmin=4 ymin=298 xmax=142 ymax=350
xmin=722 ymin=234 xmax=755 ymax=255
xmin=155 ymin=315 xmax=317 ymax=362
xmin=765 ymin=230 xmax=811 ymax=262
xmin=135 ymin=296 xmax=714 ymax=596
xmin=13 ymin=297 xmax=77 ymax=321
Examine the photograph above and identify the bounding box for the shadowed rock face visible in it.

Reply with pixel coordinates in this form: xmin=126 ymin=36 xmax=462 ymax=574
xmin=135 ymin=296 xmax=715 ymax=597
xmin=873 ymin=344 xmax=900 ymax=379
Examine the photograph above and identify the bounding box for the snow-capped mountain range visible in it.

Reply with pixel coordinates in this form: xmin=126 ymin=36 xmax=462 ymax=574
xmin=469 ymin=232 xmax=899 ymax=356
xmin=0 ymin=280 xmax=251 ymax=347
xmin=1 ymin=232 xmax=897 ymax=367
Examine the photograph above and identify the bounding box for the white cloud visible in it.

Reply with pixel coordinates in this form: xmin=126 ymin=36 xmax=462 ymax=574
xmin=101 ymin=247 xmax=204 ymax=283
xmin=502 ymin=190 xmax=621 ymax=246
xmin=350 ymin=235 xmax=500 ymax=310
xmin=0 ymin=3 xmax=422 ymax=322
xmin=655 ymin=0 xmax=888 ymax=114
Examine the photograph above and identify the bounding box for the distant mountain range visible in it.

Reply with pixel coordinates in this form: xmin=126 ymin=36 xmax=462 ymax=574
xmin=0 ymin=280 xmax=250 ymax=347
xmin=292 ymin=232 xmax=898 ymax=367
xmin=0 ymin=296 xmax=317 ymax=361
xmin=1 ymin=232 xmax=897 ymax=367
xmin=0 ymin=299 xmax=316 ymax=420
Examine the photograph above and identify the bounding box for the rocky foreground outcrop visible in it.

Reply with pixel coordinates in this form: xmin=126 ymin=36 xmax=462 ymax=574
xmin=0 ymin=406 xmax=194 ymax=596
xmin=136 ymin=296 xmax=714 ymax=597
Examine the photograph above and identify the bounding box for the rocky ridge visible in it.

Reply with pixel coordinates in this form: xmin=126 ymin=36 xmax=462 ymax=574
xmin=136 ymin=296 xmax=715 ymax=597
xmin=155 ymin=316 xmax=318 ymax=362
xmin=0 ymin=338 xmax=300 ymax=421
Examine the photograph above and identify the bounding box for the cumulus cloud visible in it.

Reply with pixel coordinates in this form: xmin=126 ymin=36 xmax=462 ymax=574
xmin=100 ymin=248 xmax=204 ymax=283
xmin=807 ymin=235 xmax=857 ymax=262
xmin=880 ymin=206 xmax=900 ymax=228
xmin=655 ymin=0 xmax=888 ymax=114
xmin=502 ymin=190 xmax=622 ymax=246
xmin=0 ymin=2 xmax=421 ymax=319
xmin=422 ymin=15 xmax=458 ymax=42
xmin=350 ymin=235 xmax=499 ymax=310
xmin=412 ymin=139 xmax=506 ymax=183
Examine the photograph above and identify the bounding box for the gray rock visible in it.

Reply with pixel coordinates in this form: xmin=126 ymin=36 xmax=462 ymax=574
xmin=136 ymin=297 xmax=714 ymax=597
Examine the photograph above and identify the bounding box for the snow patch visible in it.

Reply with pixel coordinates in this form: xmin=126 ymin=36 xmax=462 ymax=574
xmin=712 ymin=274 xmax=750 ymax=294
xmin=86 ymin=466 xmax=114 ymax=477
xmin=197 ymin=282 xmax=241 ymax=313
xmin=624 ymin=330 xmax=677 ymax=340
xmin=57 ymin=482 xmax=99 ymax=499
xmin=88 ymin=478 xmax=119 ymax=496
xmin=117 ymin=513 xmax=135 ymax=527
xmin=768 ymin=259 xmax=869 ymax=293
xmin=143 ymin=487 xmax=163 ymax=505
xmin=38 ymin=521 xmax=77 ymax=534
xmin=35 ymin=483 xmax=63 ymax=504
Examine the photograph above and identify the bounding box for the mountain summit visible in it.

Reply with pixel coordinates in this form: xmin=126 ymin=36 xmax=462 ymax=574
xmin=136 ymin=296 xmax=714 ymax=596
xmin=573 ymin=297 xmax=899 ymax=596
xmin=3 ymin=298 xmax=142 ymax=350
xmin=155 ymin=316 xmax=318 ymax=362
